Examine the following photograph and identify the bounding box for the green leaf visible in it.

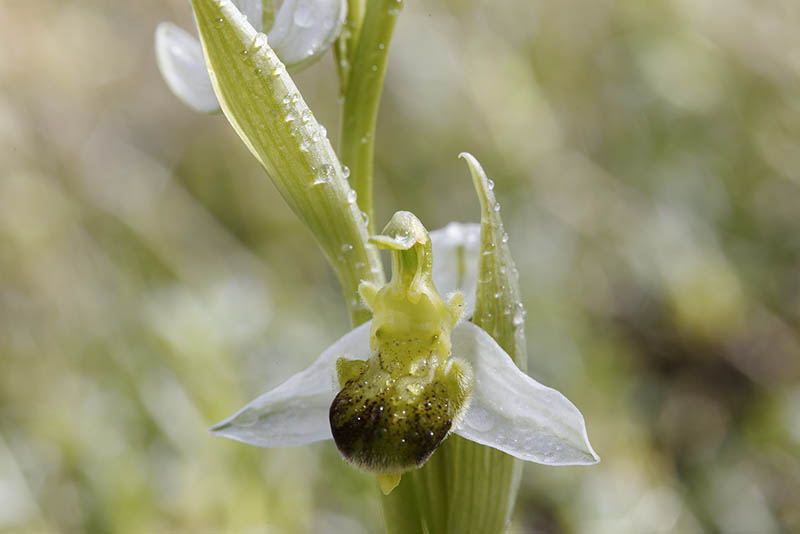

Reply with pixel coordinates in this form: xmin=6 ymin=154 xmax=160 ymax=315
xmin=189 ymin=0 xmax=383 ymax=325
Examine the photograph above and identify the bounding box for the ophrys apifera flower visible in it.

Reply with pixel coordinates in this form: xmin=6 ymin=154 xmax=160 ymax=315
xmin=212 ymin=212 xmax=599 ymax=494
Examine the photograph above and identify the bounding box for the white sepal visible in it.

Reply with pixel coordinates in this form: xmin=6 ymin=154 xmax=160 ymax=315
xmin=210 ymin=321 xmax=372 ymax=447
xmin=155 ymin=22 xmax=220 ymax=113
xmin=430 ymin=223 xmax=481 ymax=319
xmin=268 ymin=0 xmax=347 ymax=70
xmin=452 ymin=322 xmax=600 ymax=466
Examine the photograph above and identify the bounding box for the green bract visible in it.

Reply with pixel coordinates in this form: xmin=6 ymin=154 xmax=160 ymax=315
xmin=180 ymin=0 xmax=382 ymax=324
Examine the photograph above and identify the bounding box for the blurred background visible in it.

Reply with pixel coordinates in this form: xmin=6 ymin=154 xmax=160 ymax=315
xmin=2 ymin=0 xmax=799 ymax=532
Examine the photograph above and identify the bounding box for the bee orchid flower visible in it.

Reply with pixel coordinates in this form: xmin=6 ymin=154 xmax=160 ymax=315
xmin=211 ymin=212 xmax=599 ymax=494
xmin=155 ymin=0 xmax=347 ymax=112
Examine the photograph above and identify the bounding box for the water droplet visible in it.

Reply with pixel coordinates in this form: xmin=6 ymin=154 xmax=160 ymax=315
xmin=284 ymin=111 xmax=297 ymax=122
xmin=293 ymin=3 xmax=314 ymax=27
xmin=378 ymin=43 xmax=385 ymax=50
xmin=342 ymin=165 xmax=351 ymax=179
xmin=371 ymin=64 xmax=378 ymax=71
xmin=360 ymin=136 xmax=368 ymax=144
xmin=301 ymin=110 xmax=312 ymax=124
xmin=313 ymin=164 xmax=334 ymax=185
xmin=513 ymin=307 xmax=526 ymax=327
xmin=347 ymin=189 xmax=357 ymax=203
xmin=341 ymin=243 xmax=353 ymax=253
xmin=501 ymin=233 xmax=509 ymax=244
xmin=493 ymin=203 xmax=501 ymax=212
xmin=487 ymin=179 xmax=495 ymax=190
xmin=319 ymin=124 xmax=327 ymax=138
xmin=466 ymin=407 xmax=494 ymax=432
xmin=406 ymin=382 xmax=424 ymax=395
xmin=409 ymin=359 xmax=428 ymax=377
xmin=250 ymin=33 xmax=267 ymax=52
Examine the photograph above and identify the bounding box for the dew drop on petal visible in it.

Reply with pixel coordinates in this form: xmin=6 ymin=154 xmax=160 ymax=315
xmin=466 ymin=407 xmax=494 ymax=432
xmin=293 ymin=3 xmax=314 ymax=27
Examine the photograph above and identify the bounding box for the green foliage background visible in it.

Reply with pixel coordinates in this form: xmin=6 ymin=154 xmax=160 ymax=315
xmin=1 ymin=0 xmax=799 ymax=532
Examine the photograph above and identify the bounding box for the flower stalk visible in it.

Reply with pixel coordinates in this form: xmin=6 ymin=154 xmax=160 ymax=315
xmin=337 ymin=0 xmax=403 ymax=234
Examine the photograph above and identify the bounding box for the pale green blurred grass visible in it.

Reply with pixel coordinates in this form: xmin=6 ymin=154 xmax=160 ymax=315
xmin=2 ymin=0 xmax=800 ymax=532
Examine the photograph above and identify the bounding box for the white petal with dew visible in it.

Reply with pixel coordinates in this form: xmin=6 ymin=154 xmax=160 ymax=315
xmin=210 ymin=321 xmax=372 ymax=447
xmin=268 ymin=0 xmax=347 ymax=69
xmin=155 ymin=22 xmax=220 ymax=113
xmin=430 ymin=223 xmax=481 ymax=318
xmin=452 ymin=322 xmax=600 ymax=465
xmin=232 ymin=0 xmax=264 ymax=31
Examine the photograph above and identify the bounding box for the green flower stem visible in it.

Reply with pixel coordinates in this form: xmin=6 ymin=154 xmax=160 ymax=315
xmin=338 ymin=0 xmax=403 ymax=234
xmin=334 ymin=0 xmax=366 ymax=89
xmin=381 ymin=477 xmax=422 ymax=534
xmin=381 ymin=155 xmax=526 ymax=533
xmin=189 ymin=0 xmax=384 ymax=326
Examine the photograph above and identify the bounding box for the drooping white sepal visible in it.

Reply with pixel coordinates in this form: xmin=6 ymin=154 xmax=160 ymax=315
xmin=210 ymin=321 xmax=372 ymax=447
xmin=451 ymin=322 xmax=600 ymax=465
xmin=155 ymin=22 xmax=220 ymax=113
xmin=269 ymin=0 xmax=348 ymax=70
xmin=430 ymin=223 xmax=481 ymax=319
